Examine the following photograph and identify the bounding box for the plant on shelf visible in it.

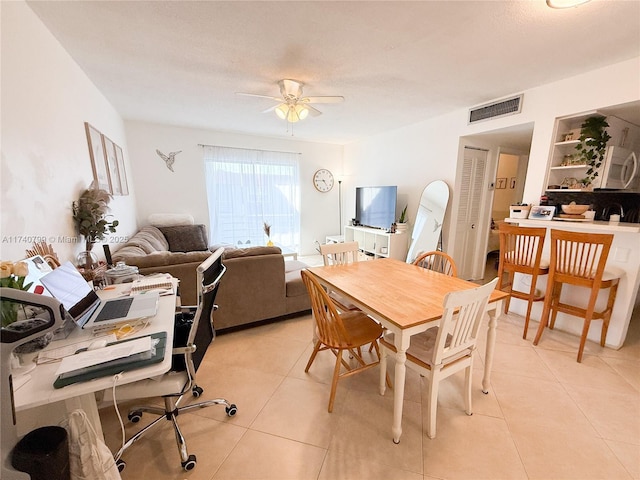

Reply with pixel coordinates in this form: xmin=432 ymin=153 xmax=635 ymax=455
xmin=72 ymin=186 xmax=119 ymax=270
xmin=397 ymin=205 xmax=408 ymax=224
xmin=575 ymin=116 xmax=611 ymax=186
xmin=394 ymin=205 xmax=408 ymax=233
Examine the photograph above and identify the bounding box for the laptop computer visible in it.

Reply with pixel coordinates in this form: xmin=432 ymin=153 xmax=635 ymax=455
xmin=40 ymin=261 xmax=159 ymax=329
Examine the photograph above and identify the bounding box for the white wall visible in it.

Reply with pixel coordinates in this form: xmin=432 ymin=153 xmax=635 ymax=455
xmin=344 ymin=57 xmax=640 ymax=257
xmin=124 ymin=121 xmax=344 ymax=255
xmin=0 ymin=1 xmax=137 ymax=263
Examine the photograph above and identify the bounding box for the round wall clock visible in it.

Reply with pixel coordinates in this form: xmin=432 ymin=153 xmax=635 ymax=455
xmin=313 ymin=169 xmax=335 ymax=192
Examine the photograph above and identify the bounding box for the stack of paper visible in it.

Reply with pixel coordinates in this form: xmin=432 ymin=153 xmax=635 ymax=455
xmin=55 ymin=336 xmax=152 ymax=378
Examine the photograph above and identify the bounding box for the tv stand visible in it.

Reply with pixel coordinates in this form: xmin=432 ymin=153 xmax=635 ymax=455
xmin=343 ymin=225 xmax=408 ymax=260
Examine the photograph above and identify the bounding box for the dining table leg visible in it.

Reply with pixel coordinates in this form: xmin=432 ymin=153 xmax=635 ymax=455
xmin=391 ymin=332 xmax=411 ymax=444
xmin=482 ymin=299 xmax=503 ymax=394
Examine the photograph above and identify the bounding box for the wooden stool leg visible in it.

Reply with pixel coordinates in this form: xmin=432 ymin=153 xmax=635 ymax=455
xmin=533 ymin=281 xmax=555 ymax=346
xmin=549 ymin=282 xmax=563 ymax=330
xmin=577 ymin=288 xmax=600 ymax=363
xmin=522 ymin=274 xmax=538 ymax=340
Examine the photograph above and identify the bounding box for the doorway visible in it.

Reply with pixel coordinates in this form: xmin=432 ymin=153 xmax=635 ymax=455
xmin=451 ymin=123 xmax=534 ymax=281
xmin=485 ymin=150 xmax=530 ymax=280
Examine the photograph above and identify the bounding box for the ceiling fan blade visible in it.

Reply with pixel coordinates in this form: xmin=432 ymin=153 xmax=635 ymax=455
xmin=261 ymin=105 xmax=279 ymax=114
xmin=301 ymin=96 xmax=345 ymax=104
xmin=236 ymin=92 xmax=282 ymax=102
xmin=304 ymin=105 xmax=323 ymax=117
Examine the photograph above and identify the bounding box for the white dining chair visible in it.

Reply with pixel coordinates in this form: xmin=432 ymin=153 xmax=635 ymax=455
xmin=379 ymin=278 xmax=498 ymax=439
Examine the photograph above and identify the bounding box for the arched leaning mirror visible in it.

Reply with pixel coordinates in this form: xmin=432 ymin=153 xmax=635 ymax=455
xmin=406 ymin=180 xmax=450 ymax=263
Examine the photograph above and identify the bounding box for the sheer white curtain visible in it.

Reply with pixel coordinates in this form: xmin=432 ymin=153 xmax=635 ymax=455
xmin=203 ymin=146 xmax=300 ymax=250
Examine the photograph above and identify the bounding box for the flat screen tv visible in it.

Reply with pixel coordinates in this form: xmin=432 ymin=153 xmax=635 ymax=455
xmin=355 ymin=186 xmax=397 ymax=230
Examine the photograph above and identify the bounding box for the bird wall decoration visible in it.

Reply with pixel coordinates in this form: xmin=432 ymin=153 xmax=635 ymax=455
xmin=156 ymin=149 xmax=182 ymax=172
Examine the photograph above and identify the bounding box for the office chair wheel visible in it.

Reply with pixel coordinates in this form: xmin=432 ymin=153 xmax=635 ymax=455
xmin=226 ymin=404 xmax=238 ymax=417
xmin=192 ymin=385 xmax=203 ymax=398
xmin=116 ymin=459 xmax=126 ymax=472
xmin=128 ymin=410 xmax=143 ymax=423
xmin=182 ymin=454 xmax=197 ymax=471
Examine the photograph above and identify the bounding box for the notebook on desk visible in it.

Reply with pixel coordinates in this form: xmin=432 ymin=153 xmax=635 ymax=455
xmin=40 ymin=262 xmax=159 ymax=330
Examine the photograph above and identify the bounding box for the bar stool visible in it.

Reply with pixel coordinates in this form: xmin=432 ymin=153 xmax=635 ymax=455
xmin=533 ymin=229 xmax=620 ymax=363
xmin=496 ymin=223 xmax=549 ymax=339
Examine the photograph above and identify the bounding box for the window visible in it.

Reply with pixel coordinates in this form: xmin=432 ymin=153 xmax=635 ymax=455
xmin=203 ymin=146 xmax=300 ymax=250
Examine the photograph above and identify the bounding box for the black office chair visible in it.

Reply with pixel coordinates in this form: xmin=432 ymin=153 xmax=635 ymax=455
xmin=112 ymin=247 xmax=237 ymax=472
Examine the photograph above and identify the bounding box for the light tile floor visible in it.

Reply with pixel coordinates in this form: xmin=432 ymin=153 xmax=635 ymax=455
xmin=100 ymin=304 xmax=640 ymax=480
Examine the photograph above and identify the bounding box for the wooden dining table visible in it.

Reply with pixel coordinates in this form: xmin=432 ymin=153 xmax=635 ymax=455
xmin=306 ymin=257 xmax=509 ymax=443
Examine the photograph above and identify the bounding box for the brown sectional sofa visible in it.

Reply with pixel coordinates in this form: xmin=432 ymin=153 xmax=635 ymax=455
xmin=112 ymin=225 xmax=212 ymax=306
xmin=214 ymin=246 xmax=310 ymax=331
xmin=112 ymin=225 xmax=310 ymax=330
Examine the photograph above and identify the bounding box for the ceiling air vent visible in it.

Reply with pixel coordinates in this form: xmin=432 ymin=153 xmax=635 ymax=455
xmin=468 ymin=94 xmax=523 ymax=124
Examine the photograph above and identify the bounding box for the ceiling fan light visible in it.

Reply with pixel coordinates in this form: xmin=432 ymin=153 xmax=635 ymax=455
xmin=275 ymin=104 xmax=288 ymax=120
xmin=287 ymin=107 xmax=300 ymax=123
xmin=296 ymin=105 xmax=309 ymax=120
xmin=546 ymin=0 xmax=590 ymax=8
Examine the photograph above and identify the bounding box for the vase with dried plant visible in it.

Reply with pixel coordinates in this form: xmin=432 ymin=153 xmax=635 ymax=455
xmin=263 ymin=222 xmax=273 ymax=246
xmin=72 ymin=186 xmax=119 ymax=272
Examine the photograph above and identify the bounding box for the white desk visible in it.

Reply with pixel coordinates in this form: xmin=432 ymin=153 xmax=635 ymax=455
xmin=13 ymin=281 xmax=177 ymax=439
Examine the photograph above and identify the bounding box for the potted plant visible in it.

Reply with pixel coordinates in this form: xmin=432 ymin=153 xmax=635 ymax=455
xmin=575 ymin=116 xmax=611 ymax=187
xmin=395 ymin=205 xmax=408 ymax=233
xmin=72 ymin=186 xmax=119 ymax=270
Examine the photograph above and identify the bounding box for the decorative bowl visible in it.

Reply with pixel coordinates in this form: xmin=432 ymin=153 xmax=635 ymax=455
xmin=561 ymin=204 xmax=589 ymax=215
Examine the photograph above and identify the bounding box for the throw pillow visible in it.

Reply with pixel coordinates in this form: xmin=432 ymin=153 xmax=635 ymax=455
xmin=159 ymin=224 xmax=208 ymax=252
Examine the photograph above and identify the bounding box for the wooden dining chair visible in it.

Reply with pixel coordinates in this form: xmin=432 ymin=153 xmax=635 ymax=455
xmin=496 ymin=223 xmax=549 ymax=339
xmin=301 ymin=269 xmax=388 ymax=413
xmin=412 ymin=251 xmax=458 ymax=277
xmin=319 ymin=241 xmax=361 ymax=312
xmin=533 ymin=229 xmax=621 ymax=363
xmin=379 ymin=278 xmax=498 ymax=439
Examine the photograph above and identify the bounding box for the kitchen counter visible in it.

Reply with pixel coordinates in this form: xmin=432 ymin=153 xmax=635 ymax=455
xmin=504 ymin=217 xmax=640 ymax=349
xmin=505 ymin=218 xmax=640 ymax=233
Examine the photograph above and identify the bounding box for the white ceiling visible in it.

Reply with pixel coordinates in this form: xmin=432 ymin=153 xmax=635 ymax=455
xmin=27 ymin=1 xmax=640 ymax=144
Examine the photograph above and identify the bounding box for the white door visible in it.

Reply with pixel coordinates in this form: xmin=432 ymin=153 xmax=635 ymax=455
xmin=455 ymin=147 xmax=488 ymax=280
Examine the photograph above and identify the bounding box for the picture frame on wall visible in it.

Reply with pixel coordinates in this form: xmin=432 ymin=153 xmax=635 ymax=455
xmin=103 ymin=135 xmax=122 ymax=196
xmin=115 ymin=144 xmax=129 ymax=195
xmin=510 ymin=177 xmax=517 ymax=189
xmin=85 ymin=122 xmax=111 ymax=193
xmin=495 ymin=177 xmax=507 ymax=189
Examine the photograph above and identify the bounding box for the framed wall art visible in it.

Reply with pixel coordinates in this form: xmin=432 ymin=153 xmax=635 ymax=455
xmin=495 ymin=177 xmax=507 ymax=189
xmin=115 ymin=144 xmax=129 ymax=195
xmin=103 ymin=135 xmax=122 ymax=196
xmin=510 ymin=177 xmax=517 ymax=189
xmin=84 ymin=122 xmax=111 ymax=192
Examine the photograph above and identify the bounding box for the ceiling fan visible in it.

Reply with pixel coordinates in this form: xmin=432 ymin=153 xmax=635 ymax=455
xmin=237 ymin=79 xmax=344 ymax=123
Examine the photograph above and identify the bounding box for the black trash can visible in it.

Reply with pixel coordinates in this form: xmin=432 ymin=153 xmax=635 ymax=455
xmin=11 ymin=426 xmax=70 ymax=480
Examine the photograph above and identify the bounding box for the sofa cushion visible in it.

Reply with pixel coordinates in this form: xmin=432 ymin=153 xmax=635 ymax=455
xmin=112 ymin=245 xmax=147 ymax=261
xmin=126 ymin=225 xmax=169 ymax=253
xmin=123 ymin=250 xmax=212 ymax=268
xmin=284 ymin=261 xmax=308 ymax=298
xmin=159 ymin=224 xmax=208 ymax=253
xmin=223 ymin=246 xmax=281 ymax=260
